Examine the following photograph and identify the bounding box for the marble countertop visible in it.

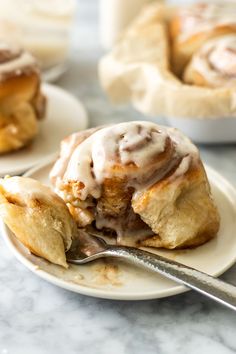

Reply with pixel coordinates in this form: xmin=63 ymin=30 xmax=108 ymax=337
xmin=0 ymin=1 xmax=236 ymax=353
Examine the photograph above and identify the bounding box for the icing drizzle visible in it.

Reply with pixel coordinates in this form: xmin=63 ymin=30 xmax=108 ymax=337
xmin=50 ymin=121 xmax=199 ymax=201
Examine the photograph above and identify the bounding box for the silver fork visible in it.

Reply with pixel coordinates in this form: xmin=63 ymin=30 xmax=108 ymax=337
xmin=66 ymin=230 xmax=236 ymax=311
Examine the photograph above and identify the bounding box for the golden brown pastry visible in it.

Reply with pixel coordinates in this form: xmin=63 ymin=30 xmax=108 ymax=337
xmin=170 ymin=2 xmax=236 ymax=76
xmin=183 ymin=35 xmax=236 ymax=88
xmin=0 ymin=176 xmax=77 ymax=267
xmin=50 ymin=121 xmax=220 ymax=249
xmin=0 ymin=42 xmax=46 ymax=154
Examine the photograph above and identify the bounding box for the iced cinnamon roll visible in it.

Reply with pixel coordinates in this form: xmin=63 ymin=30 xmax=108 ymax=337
xmin=0 ymin=176 xmax=77 ymax=267
xmin=0 ymin=42 xmax=46 ymax=154
xmin=170 ymin=2 xmax=236 ymax=75
xmin=183 ymin=35 xmax=236 ymax=88
xmin=50 ymin=121 xmax=220 ymax=249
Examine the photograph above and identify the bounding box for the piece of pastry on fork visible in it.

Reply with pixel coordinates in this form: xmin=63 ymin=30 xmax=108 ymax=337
xmin=0 ymin=176 xmax=77 ymax=267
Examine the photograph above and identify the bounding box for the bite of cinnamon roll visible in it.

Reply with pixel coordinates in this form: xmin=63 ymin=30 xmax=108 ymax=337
xmin=0 ymin=176 xmax=77 ymax=267
xmin=50 ymin=121 xmax=220 ymax=249
xmin=183 ymin=35 xmax=236 ymax=88
xmin=0 ymin=42 xmax=46 ymax=154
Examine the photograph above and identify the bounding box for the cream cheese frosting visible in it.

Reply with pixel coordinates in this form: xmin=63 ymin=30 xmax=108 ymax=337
xmin=50 ymin=121 xmax=199 ymax=201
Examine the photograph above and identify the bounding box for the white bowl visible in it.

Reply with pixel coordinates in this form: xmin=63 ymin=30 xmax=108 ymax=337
xmin=166 ymin=116 xmax=236 ymax=144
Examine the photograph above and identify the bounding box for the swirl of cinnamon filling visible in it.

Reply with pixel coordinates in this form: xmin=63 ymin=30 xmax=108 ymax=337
xmin=208 ymin=37 xmax=236 ymax=77
xmin=0 ymin=42 xmax=38 ymax=81
xmin=184 ymin=35 xmax=236 ymax=88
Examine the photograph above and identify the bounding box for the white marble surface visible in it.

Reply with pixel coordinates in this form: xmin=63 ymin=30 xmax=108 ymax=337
xmin=1 ymin=1 xmax=236 ymax=353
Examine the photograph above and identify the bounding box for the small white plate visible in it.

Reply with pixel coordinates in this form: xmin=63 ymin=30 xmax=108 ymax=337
xmin=0 ymin=84 xmax=88 ymax=176
xmin=42 ymin=62 xmax=68 ymax=83
xmin=1 ymin=159 xmax=236 ymax=300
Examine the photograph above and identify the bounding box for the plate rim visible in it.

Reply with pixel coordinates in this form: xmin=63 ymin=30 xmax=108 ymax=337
xmin=1 ymin=158 xmax=236 ymax=300
xmin=0 ymin=221 xmax=187 ymax=300
xmin=0 ymin=83 xmax=88 ymax=177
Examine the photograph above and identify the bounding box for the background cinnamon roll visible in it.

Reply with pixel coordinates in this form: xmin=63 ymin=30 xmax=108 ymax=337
xmin=50 ymin=121 xmax=220 ymax=249
xmin=183 ymin=35 xmax=236 ymax=88
xmin=170 ymin=2 xmax=236 ymax=75
xmin=0 ymin=42 xmax=46 ymax=154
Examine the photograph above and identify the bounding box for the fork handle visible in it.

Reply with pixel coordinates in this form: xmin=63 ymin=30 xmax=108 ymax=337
xmin=107 ymin=246 xmax=236 ymax=311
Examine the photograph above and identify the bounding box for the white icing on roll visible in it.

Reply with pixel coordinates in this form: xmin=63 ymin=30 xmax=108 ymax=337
xmin=208 ymin=37 xmax=236 ymax=76
xmin=188 ymin=35 xmax=236 ymax=87
xmin=50 ymin=127 xmax=102 ymax=186
xmin=51 ymin=121 xmax=198 ymax=201
xmin=0 ymin=42 xmax=38 ymax=81
xmin=50 ymin=133 xmax=84 ymax=186
xmin=178 ymin=3 xmax=236 ymax=41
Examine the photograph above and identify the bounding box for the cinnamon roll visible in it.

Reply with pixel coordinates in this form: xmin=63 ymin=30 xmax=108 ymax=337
xmin=183 ymin=35 xmax=236 ymax=88
xmin=0 ymin=42 xmax=46 ymax=154
xmin=0 ymin=176 xmax=77 ymax=267
xmin=50 ymin=121 xmax=220 ymax=249
xmin=170 ymin=2 xmax=236 ymax=75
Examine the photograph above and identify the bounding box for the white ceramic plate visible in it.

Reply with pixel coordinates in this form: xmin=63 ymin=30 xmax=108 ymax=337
xmin=42 ymin=62 xmax=68 ymax=83
xmin=0 ymin=84 xmax=88 ymax=177
xmin=1 ymin=160 xmax=236 ymax=300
